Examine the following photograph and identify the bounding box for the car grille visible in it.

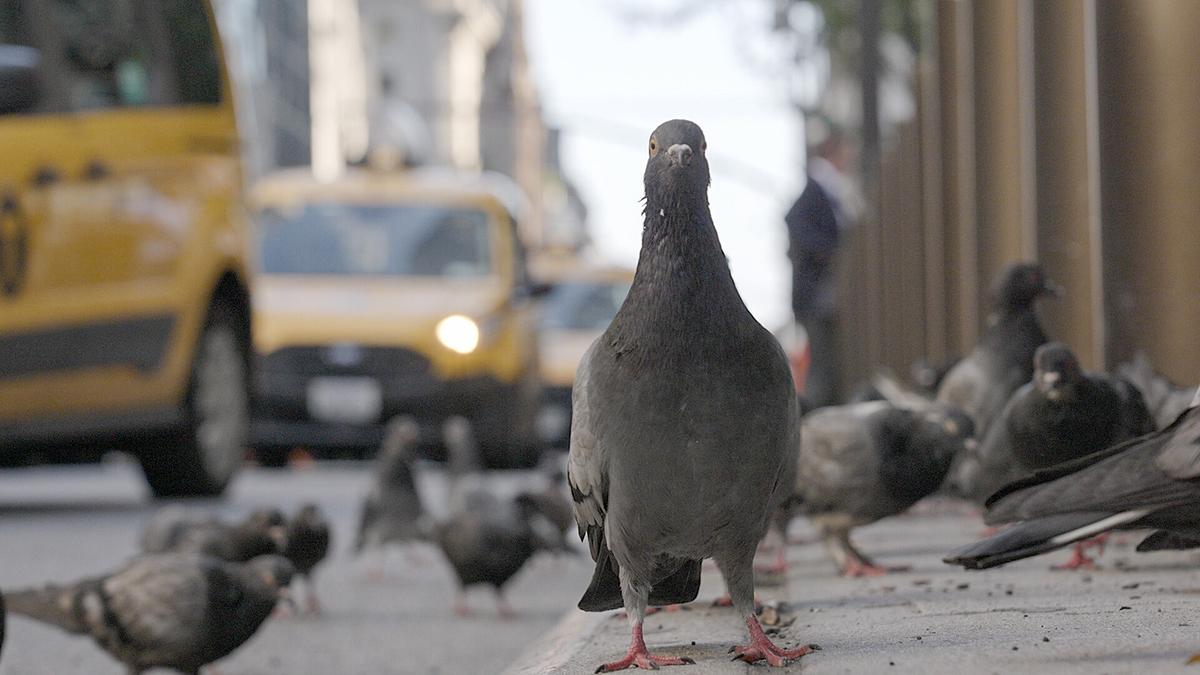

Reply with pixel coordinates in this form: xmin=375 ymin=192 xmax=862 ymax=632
xmin=259 ymin=345 xmax=431 ymax=378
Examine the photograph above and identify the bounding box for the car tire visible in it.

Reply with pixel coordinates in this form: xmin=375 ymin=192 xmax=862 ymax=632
xmin=139 ymin=301 xmax=249 ymax=497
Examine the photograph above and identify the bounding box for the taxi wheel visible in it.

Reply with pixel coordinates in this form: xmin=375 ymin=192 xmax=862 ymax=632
xmin=140 ymin=302 xmax=249 ymax=497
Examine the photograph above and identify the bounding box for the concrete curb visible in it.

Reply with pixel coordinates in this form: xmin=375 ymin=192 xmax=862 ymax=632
xmin=503 ymin=609 xmax=612 ymax=674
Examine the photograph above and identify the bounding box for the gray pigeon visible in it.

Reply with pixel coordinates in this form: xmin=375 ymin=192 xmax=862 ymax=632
xmin=938 ymin=262 xmax=1059 ymax=497
xmin=1117 ymin=351 xmax=1199 ymax=430
xmin=5 ymin=554 xmax=294 ymax=675
xmin=944 ymin=389 xmax=1200 ymax=570
xmin=515 ymin=467 xmax=576 ymax=554
xmin=283 ymin=503 xmax=332 ymax=615
xmin=434 ymin=418 xmax=560 ymax=617
xmin=966 ymin=343 xmax=1157 ymax=504
xmin=355 ymin=416 xmax=429 ymax=551
xmin=568 ymin=120 xmax=810 ymax=670
xmin=141 ymin=506 xmax=286 ymax=562
xmin=787 ymin=401 xmax=975 ymax=576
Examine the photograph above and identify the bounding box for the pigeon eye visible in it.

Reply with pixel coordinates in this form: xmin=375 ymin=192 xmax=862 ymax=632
xmin=649 ymin=138 xmax=658 ymax=156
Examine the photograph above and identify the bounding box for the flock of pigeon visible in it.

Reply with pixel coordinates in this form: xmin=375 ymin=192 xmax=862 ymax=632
xmin=0 ymin=413 xmax=570 ymax=674
xmin=561 ymin=119 xmax=1200 ymax=671
xmin=2 ymin=119 xmax=1198 ymax=673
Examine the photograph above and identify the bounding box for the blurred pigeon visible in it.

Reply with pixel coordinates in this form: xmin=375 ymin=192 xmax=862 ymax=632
xmin=788 ymin=401 xmax=974 ymax=576
xmin=944 ymin=389 xmax=1200 ymax=570
xmin=961 ymin=343 xmax=1156 ymax=566
xmin=355 ymin=417 xmax=428 ymax=552
xmin=1117 ymin=351 xmax=1199 ymax=429
xmin=5 ymin=554 xmax=294 ymax=674
xmin=938 ymin=262 xmax=1059 ymax=496
xmin=569 ymin=120 xmax=810 ymax=671
xmin=515 ymin=467 xmax=576 ymax=554
xmin=434 ymin=418 xmax=560 ymax=617
xmin=283 ymin=503 xmax=331 ymax=615
xmin=141 ymin=507 xmax=286 ymax=562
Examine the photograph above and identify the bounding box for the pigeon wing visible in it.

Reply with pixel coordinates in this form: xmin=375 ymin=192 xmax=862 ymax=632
xmin=567 ymin=341 xmax=608 ymax=561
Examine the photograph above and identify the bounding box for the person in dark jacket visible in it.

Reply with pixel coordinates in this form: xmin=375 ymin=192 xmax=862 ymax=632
xmin=786 ymin=127 xmax=855 ymax=408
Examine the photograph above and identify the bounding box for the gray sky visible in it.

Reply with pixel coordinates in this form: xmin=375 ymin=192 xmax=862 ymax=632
xmin=525 ymin=0 xmax=804 ymax=330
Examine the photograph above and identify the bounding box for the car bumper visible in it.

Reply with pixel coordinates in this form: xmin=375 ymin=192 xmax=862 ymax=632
xmin=250 ymin=370 xmax=511 ymax=450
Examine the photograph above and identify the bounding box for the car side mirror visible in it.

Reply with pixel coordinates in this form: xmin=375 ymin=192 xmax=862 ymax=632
xmin=0 ymin=46 xmax=40 ymax=115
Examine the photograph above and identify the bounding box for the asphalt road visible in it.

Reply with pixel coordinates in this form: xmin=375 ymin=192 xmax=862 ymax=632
xmin=0 ymin=458 xmax=593 ymax=675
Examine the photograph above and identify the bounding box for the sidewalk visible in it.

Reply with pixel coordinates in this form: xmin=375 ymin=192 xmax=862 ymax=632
xmin=506 ymin=502 xmax=1200 ymax=674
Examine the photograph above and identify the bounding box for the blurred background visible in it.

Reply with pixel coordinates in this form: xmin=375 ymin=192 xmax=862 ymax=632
xmin=1 ymin=0 xmax=1199 ymax=672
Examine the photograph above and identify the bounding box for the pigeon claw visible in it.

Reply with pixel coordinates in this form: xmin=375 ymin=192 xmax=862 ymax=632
xmin=842 ymin=559 xmax=890 ymax=577
xmin=594 ymin=653 xmax=694 ymax=672
xmin=1051 ymin=540 xmax=1101 ymax=571
xmin=729 ymin=615 xmax=814 ymax=667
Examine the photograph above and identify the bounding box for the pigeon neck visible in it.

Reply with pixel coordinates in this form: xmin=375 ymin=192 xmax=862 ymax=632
xmin=609 ymin=203 xmax=747 ymax=349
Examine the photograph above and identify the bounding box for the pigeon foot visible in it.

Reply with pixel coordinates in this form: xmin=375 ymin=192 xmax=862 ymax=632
xmin=1052 ymin=538 xmax=1105 ymax=571
xmin=710 ymin=595 xmax=762 ymax=611
xmin=729 ymin=616 xmax=815 ymax=667
xmin=842 ymin=558 xmax=889 ymax=577
xmin=595 ymin=623 xmax=694 ymax=673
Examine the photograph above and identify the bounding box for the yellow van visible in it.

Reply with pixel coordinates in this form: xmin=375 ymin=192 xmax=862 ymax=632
xmin=250 ymin=167 xmax=544 ymax=467
xmin=531 ymin=256 xmax=632 ymax=448
xmin=0 ymin=1 xmax=252 ymax=495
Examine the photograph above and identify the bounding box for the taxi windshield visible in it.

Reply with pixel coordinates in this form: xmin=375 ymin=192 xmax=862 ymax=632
xmin=258 ymin=203 xmax=493 ymax=278
xmin=540 ymin=281 xmax=630 ymax=331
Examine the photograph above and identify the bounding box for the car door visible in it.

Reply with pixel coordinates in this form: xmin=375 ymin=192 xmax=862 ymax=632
xmin=0 ymin=0 xmax=238 ymax=429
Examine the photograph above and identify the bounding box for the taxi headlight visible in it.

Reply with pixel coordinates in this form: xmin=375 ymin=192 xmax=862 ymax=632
xmin=436 ymin=315 xmax=481 ymax=354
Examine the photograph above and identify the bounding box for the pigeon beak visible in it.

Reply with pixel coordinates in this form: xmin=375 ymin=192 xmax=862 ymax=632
xmin=667 ymin=143 xmax=693 ymax=168
xmin=964 ymin=438 xmax=979 ymax=453
xmin=1039 ymin=371 xmax=1061 ymax=389
xmin=269 ymin=526 xmax=288 ymax=551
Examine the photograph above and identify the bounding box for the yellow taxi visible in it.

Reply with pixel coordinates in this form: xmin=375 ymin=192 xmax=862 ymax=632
xmin=532 ymin=256 xmax=632 ymax=448
xmin=0 ymin=1 xmax=252 ymax=495
xmin=249 ymin=167 xmax=545 ymax=467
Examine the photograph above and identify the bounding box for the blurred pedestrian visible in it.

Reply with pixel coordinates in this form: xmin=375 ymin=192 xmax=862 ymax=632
xmin=785 ymin=123 xmax=857 ymax=408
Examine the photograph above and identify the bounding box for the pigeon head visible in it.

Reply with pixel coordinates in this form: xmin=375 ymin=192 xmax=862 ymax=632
xmin=242 ymin=508 xmax=288 ymax=552
xmin=991 ymin=262 xmax=1060 ymax=312
xmin=919 ymin=405 xmax=978 ymax=454
xmin=643 ymin=119 xmax=710 ymax=213
xmin=1034 ymin=342 xmax=1083 ymax=401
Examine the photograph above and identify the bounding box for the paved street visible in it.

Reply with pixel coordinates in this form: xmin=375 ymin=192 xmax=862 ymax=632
xmin=511 ymin=502 xmax=1200 ymax=674
xmin=0 ymin=459 xmax=593 ymax=675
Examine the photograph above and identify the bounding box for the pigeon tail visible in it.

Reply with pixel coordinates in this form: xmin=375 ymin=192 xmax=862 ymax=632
xmin=578 ymin=545 xmax=702 ymax=612
xmin=4 ymin=584 xmax=89 ymax=634
xmin=944 ymin=509 xmax=1148 ymax=570
xmin=1136 ymin=530 xmax=1200 ymax=552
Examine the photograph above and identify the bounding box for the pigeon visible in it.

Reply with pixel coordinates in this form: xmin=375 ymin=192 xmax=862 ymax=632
xmin=938 ymin=262 xmax=1059 ymax=497
xmin=515 ymin=467 xmax=576 ymax=554
xmin=944 ymin=388 xmax=1200 ymax=571
xmin=960 ymin=342 xmax=1156 ymax=567
xmin=787 ymin=401 xmax=975 ymax=576
xmin=283 ymin=503 xmax=332 ymax=615
xmin=141 ymin=506 xmax=287 ymax=562
xmin=1118 ymin=351 xmax=1199 ymax=430
xmin=434 ymin=418 xmax=561 ymax=617
xmin=355 ymin=416 xmax=429 ymax=552
xmin=5 ymin=554 xmax=294 ymax=675
xmin=568 ymin=120 xmax=811 ymax=670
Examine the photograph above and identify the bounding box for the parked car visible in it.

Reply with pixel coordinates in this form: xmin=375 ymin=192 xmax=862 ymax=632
xmin=533 ymin=258 xmax=633 ymax=448
xmin=250 ymin=168 xmax=545 ymax=467
xmin=0 ymin=0 xmax=252 ymax=496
